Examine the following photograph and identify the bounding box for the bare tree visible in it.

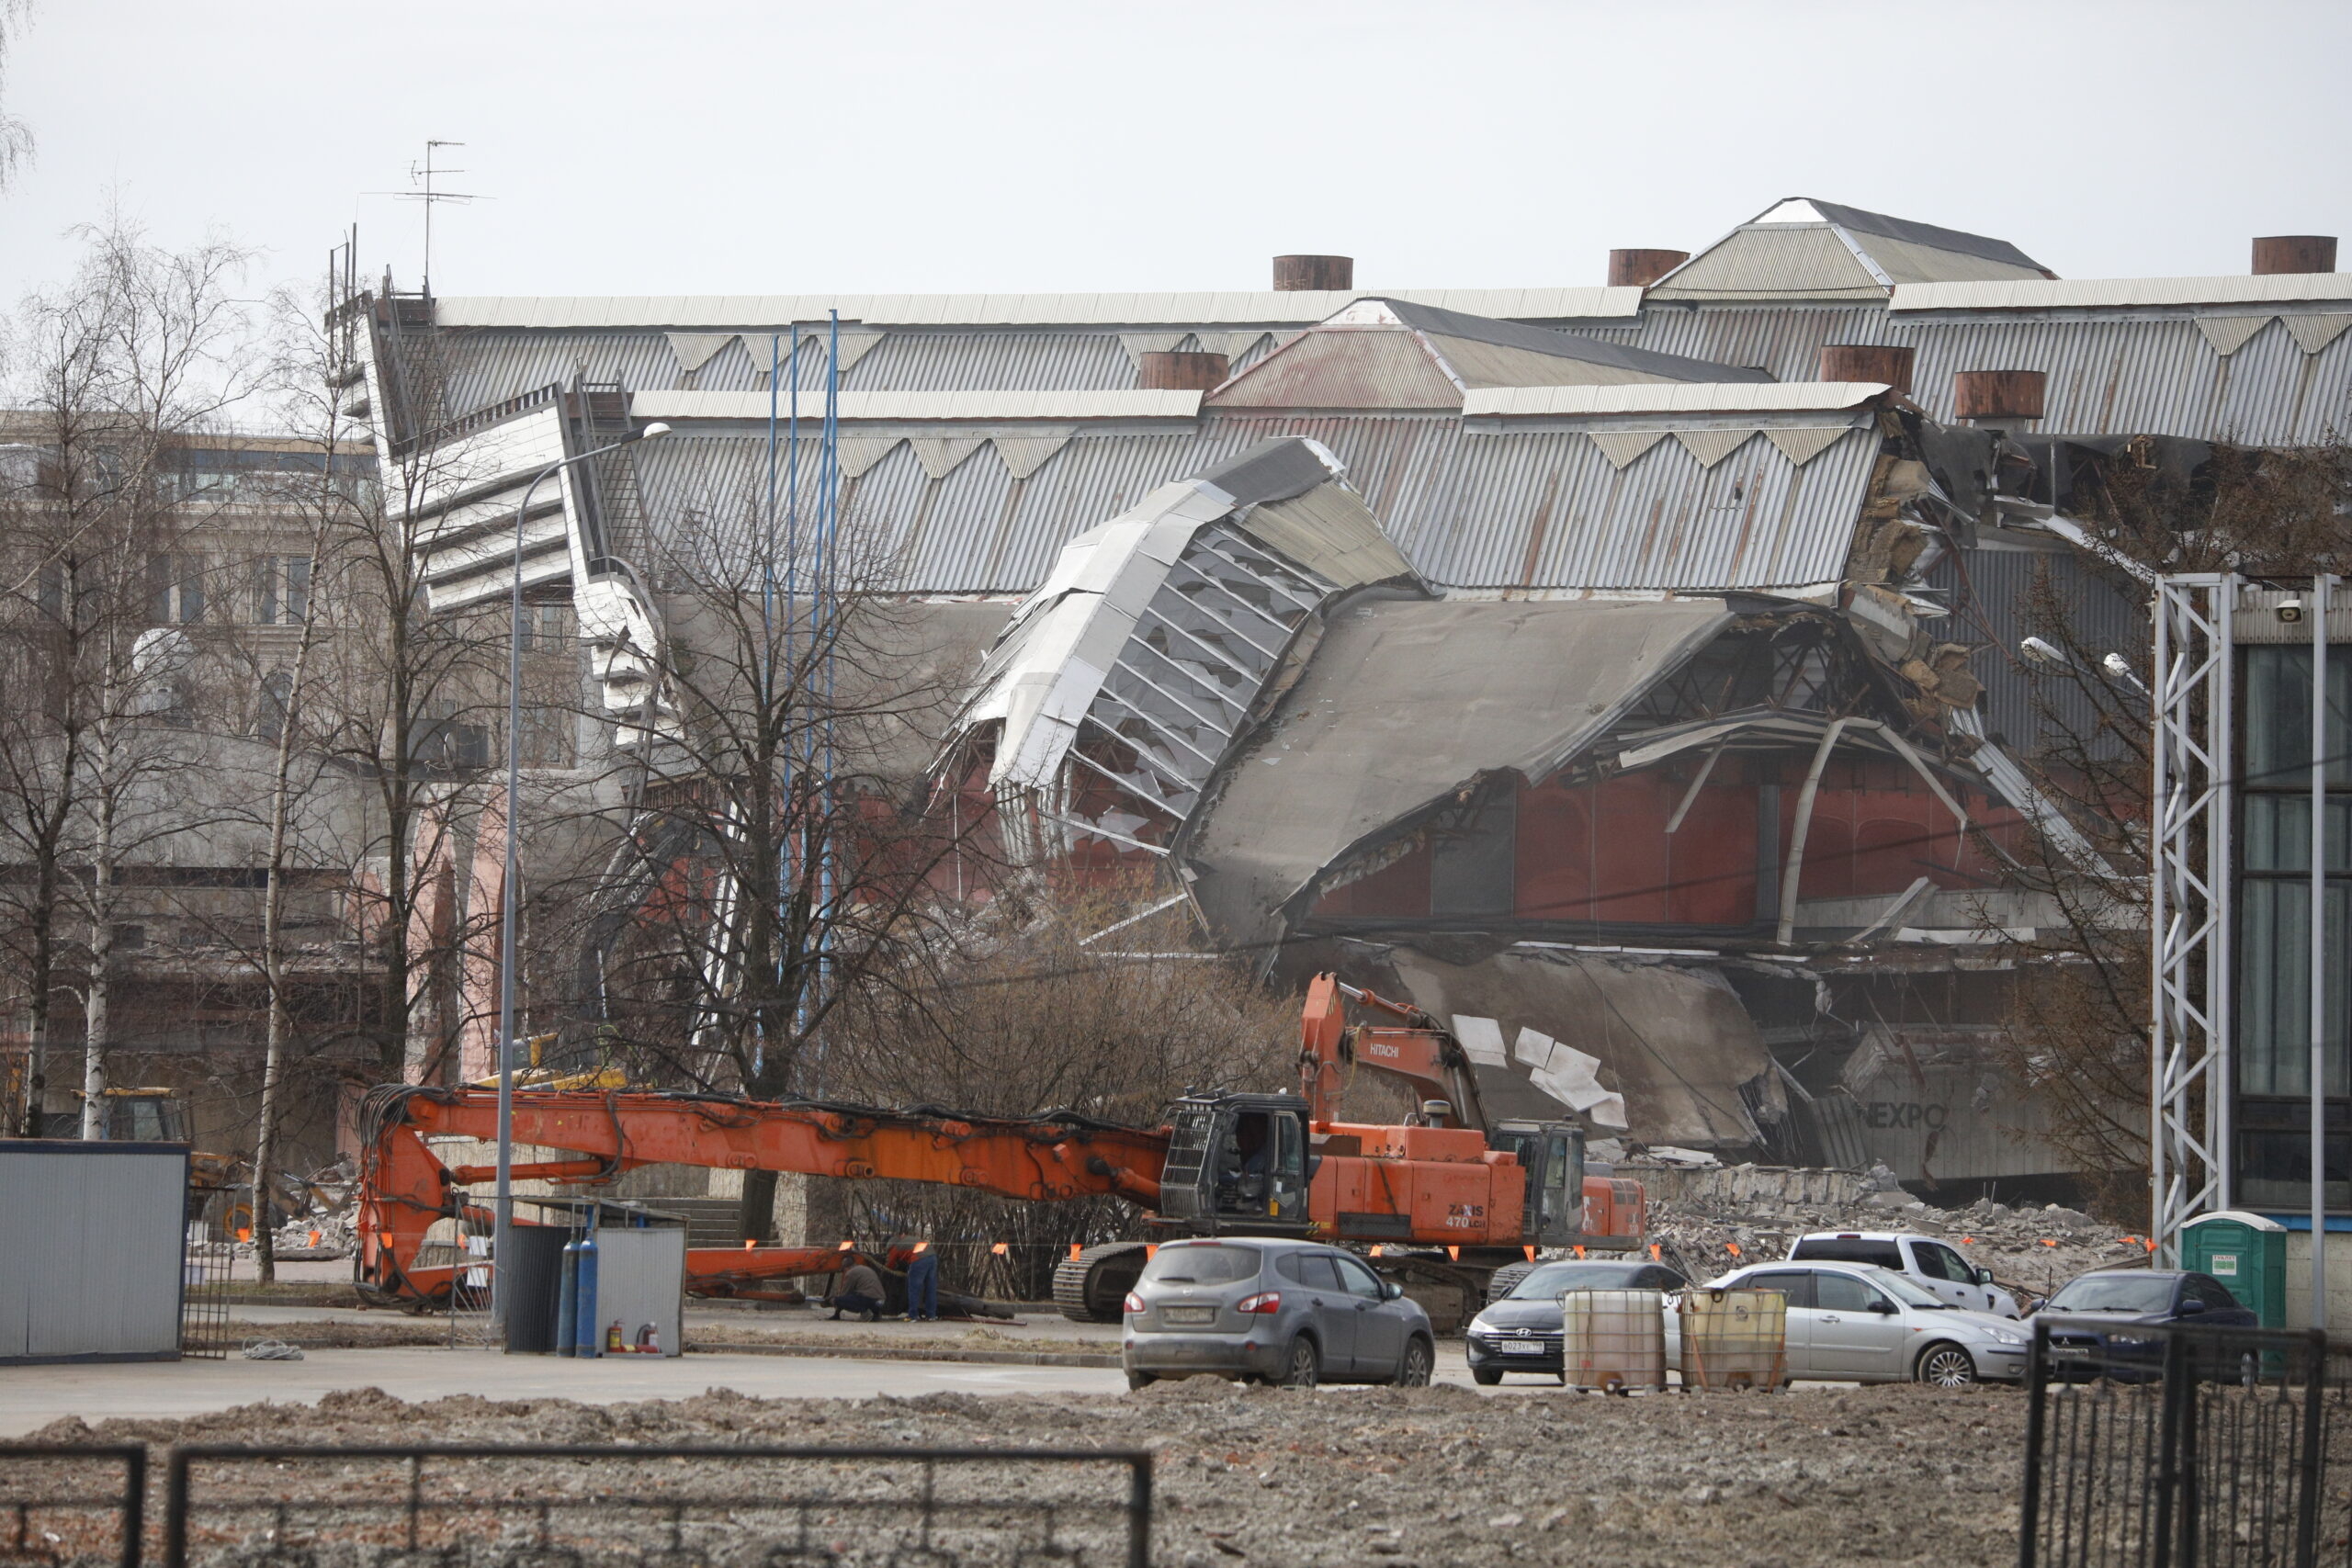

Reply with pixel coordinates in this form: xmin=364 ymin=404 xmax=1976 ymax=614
xmin=564 ymin=494 xmax=997 ymax=1239
xmin=0 ymin=1 xmax=34 ymax=192
xmin=0 ymin=218 xmax=255 ymax=1135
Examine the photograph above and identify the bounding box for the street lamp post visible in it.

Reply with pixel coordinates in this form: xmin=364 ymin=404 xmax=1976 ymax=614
xmin=490 ymin=419 xmax=670 ymax=1336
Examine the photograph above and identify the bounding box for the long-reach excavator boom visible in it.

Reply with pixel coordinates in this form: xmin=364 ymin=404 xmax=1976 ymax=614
xmin=356 ymin=974 xmax=1643 ymax=1324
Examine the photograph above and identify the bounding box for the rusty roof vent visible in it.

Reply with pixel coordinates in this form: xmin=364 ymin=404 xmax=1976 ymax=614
xmin=1137 ymin=350 xmax=1229 ymax=391
xmin=1608 ymin=249 xmax=1689 ymax=288
xmin=1953 ymin=369 xmax=2046 ymax=423
xmin=1819 ymin=344 xmax=1915 ymax=393
xmin=2253 ymin=236 xmax=2338 ymax=276
xmin=1272 ymin=254 xmax=1353 ymax=292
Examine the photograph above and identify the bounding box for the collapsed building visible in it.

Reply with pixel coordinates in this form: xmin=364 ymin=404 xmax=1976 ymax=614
xmin=340 ymin=199 xmax=2352 ymax=1196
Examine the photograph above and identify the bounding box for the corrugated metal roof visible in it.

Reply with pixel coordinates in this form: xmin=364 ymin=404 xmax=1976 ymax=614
xmin=628 ymin=389 xmax=1204 ymax=423
xmin=431 ymin=288 xmax=1645 ymax=330
xmin=616 ymin=407 xmax=1879 ymax=599
xmin=1647 ymin=224 xmax=1887 ymax=302
xmin=1625 ymin=304 xmax=1890 ymax=382
xmin=1798 ymin=198 xmax=2048 ymax=274
xmin=1464 ymin=382 xmax=1888 ymax=416
xmin=1893 ymin=274 xmax=2352 ymax=311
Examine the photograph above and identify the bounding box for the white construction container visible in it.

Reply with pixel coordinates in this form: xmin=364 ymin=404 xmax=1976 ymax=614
xmin=1677 ymin=1287 xmax=1787 ymax=1390
xmin=1561 ymin=1287 xmax=1667 ymax=1392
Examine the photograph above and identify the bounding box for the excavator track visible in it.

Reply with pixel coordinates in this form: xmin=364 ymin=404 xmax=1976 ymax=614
xmin=1053 ymin=1241 xmax=1152 ymax=1324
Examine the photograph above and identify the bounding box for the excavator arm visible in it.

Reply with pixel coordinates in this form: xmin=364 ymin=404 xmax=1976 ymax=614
xmin=356 ymin=1084 xmax=1171 ymax=1305
xmin=1297 ymin=972 xmax=1489 ymax=1131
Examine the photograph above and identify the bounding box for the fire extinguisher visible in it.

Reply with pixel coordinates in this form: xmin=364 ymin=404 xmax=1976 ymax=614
xmin=605 ymin=1319 xmax=624 ymax=1354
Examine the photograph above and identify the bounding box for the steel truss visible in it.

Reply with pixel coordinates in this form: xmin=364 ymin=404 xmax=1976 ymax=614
xmin=2150 ymin=574 xmax=2235 ymax=1261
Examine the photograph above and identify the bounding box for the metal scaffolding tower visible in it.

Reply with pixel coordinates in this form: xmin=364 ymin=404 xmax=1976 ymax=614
xmin=2150 ymin=573 xmax=2235 ymax=1262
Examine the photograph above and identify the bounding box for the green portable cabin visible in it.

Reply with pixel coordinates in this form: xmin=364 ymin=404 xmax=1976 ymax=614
xmin=2178 ymin=1211 xmax=2288 ymax=1328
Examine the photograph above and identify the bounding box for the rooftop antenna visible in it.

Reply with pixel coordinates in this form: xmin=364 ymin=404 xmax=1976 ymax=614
xmin=390 ymin=140 xmax=483 ymax=297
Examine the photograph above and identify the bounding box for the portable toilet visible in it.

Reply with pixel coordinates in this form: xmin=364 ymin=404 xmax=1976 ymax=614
xmin=2178 ymin=1211 xmax=2288 ymax=1327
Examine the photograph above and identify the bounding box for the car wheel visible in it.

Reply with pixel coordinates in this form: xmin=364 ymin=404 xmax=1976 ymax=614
xmin=1125 ymin=1370 xmax=1155 ymax=1392
xmin=1472 ymin=1365 xmax=1503 ymax=1386
xmin=1917 ymin=1343 xmax=1978 ymax=1387
xmin=1393 ymin=1336 xmax=1433 ymax=1387
xmin=1279 ymin=1335 xmax=1320 ymax=1389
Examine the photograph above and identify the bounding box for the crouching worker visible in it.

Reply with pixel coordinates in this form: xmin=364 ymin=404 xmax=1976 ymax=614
xmin=825 ymin=1257 xmax=888 ymax=1321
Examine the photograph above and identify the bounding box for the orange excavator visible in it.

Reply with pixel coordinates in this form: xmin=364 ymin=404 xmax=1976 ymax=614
xmin=355 ymin=974 xmax=1644 ymax=1324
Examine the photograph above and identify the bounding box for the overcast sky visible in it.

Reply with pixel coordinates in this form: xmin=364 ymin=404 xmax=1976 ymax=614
xmin=3 ymin=1 xmax=2349 ymax=304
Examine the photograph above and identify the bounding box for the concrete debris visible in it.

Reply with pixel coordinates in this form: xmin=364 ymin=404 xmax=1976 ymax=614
xmin=1635 ymin=1163 xmax=2138 ymax=1302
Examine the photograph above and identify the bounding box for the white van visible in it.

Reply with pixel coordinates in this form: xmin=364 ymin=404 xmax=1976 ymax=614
xmin=1785 ymin=1230 xmax=2021 ymax=1318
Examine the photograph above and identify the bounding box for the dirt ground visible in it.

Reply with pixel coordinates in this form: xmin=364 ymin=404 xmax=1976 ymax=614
xmin=25 ymin=1376 xmax=2027 ymax=1568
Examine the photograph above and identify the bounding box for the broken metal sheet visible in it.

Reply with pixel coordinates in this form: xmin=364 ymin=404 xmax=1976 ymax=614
xmin=992 ymin=435 xmax=1071 ymax=480
xmin=2285 ymin=313 xmax=2352 ymax=355
xmin=1452 ymin=1014 xmax=1510 ymax=1068
xmin=1764 ymin=426 xmax=1856 ymax=466
xmin=1673 ymin=428 xmax=1756 ymax=468
xmin=1385 ymin=945 xmax=1770 ymax=1147
xmin=2196 ymin=315 xmax=2275 ymax=357
xmin=944 ymin=437 xmax=1419 ymax=861
xmin=1185 ymin=595 xmax=1732 ymax=947
xmin=1239 ymin=482 xmax=1415 ymax=590
xmin=1587 ymin=430 xmax=1668 ymax=469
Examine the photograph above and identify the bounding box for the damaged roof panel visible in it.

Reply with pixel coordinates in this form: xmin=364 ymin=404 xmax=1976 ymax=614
xmin=1184 ymin=595 xmax=1735 ymax=946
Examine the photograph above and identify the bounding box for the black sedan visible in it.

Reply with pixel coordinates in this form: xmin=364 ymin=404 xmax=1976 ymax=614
xmin=2036 ymin=1269 xmax=2256 ymax=1379
xmin=1465 ymin=1260 xmax=1689 ymax=1385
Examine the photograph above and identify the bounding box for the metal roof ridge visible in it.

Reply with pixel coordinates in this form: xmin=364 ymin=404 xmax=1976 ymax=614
xmin=1462 ymin=382 xmax=1889 ymax=416
xmin=626 ymin=389 xmax=1204 ymax=422
xmin=1891 ymin=274 xmax=2352 ymax=311
xmin=427 ymin=287 xmax=1641 ymax=330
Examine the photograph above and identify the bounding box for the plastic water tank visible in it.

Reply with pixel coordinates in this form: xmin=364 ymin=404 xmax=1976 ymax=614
xmin=1679 ymin=1287 xmax=1788 ymax=1390
xmin=1562 ymin=1288 xmax=1667 ymax=1392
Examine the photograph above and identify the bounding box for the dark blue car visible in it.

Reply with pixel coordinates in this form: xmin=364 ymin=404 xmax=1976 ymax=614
xmin=2037 ymin=1269 xmax=2256 ymax=1379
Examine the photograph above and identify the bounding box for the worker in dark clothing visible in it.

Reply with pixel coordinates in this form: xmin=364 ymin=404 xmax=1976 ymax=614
xmin=906 ymin=1241 xmax=940 ymax=1322
xmin=826 ymin=1258 xmax=887 ymax=1321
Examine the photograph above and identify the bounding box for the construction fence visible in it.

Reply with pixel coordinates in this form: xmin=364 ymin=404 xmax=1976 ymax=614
xmin=0 ymin=1442 xmax=1152 ymax=1568
xmin=2018 ymin=1319 xmax=2352 ymax=1568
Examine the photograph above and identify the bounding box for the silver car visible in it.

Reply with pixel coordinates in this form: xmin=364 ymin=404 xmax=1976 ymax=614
xmin=1707 ymin=1260 xmax=2030 ymax=1385
xmin=1122 ymin=1238 xmax=1434 ymax=1389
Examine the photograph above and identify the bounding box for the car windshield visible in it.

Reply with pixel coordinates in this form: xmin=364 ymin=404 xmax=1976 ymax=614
xmin=2049 ymin=1275 xmax=2176 ymax=1314
xmin=1140 ymin=1245 xmax=1261 ymax=1285
xmin=1510 ymin=1263 xmax=1645 ymax=1299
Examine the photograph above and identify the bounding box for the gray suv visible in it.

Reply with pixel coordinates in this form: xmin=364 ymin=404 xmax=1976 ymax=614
xmin=1122 ymin=1238 xmax=1434 ymax=1389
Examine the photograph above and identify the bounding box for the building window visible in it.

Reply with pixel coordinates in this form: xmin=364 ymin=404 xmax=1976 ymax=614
xmin=514 ymin=705 xmax=574 ymax=767
xmin=252 ymin=555 xmax=312 ymax=626
xmin=518 ymin=603 xmax=569 ymax=652
xmin=2236 ymin=645 xmax=2352 ymax=1206
xmin=146 ymin=553 xmax=205 ymax=625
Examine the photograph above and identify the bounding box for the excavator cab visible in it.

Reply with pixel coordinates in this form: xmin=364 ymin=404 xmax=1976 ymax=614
xmin=1488 ymin=1120 xmax=1586 ymax=1247
xmin=1153 ymin=1092 xmax=1312 ymax=1235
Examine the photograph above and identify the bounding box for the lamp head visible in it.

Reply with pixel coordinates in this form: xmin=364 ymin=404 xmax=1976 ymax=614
xmin=2019 ymin=636 xmax=2064 ymax=667
xmin=637 ymin=422 xmax=673 ymax=442
xmin=2101 ymin=652 xmax=2133 ymax=680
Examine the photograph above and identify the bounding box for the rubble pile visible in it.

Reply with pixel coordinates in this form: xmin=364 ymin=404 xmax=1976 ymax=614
xmin=32 ymin=1382 xmax=2030 ymax=1568
xmin=239 ymin=1211 xmax=356 ymax=1263
xmin=1636 ymin=1162 xmax=2141 ymax=1301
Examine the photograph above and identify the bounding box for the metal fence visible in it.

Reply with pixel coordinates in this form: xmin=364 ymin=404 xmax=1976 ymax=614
xmin=2017 ymin=1318 xmax=2352 ymax=1568
xmin=164 ymin=1445 xmax=1150 ymax=1568
xmin=177 ymin=1223 xmax=233 ymax=1361
xmin=0 ymin=1444 xmax=1152 ymax=1568
xmin=0 ymin=1444 xmax=146 ymax=1568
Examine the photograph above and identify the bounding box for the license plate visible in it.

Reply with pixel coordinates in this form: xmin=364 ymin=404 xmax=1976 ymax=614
xmin=1161 ymin=1306 xmax=1216 ymax=1325
xmin=2049 ymin=1346 xmax=2091 ymax=1359
xmin=1498 ymin=1341 xmax=1546 ymax=1356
